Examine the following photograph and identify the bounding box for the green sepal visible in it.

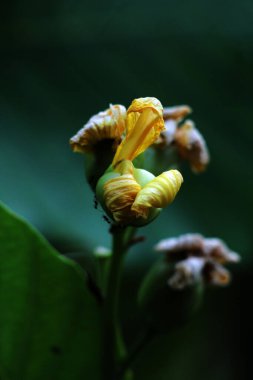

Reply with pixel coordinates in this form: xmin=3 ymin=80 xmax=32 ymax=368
xmin=95 ymin=170 xmax=120 ymax=215
xmin=134 ymin=146 xmax=180 ymax=176
xmin=133 ymin=167 xmax=154 ymax=187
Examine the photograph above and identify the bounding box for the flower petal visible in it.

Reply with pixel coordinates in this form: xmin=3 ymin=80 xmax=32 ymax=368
xmin=168 ymin=257 xmax=205 ymax=289
xmin=203 ymin=238 xmax=240 ymax=264
xmin=113 ymin=97 xmax=165 ymax=164
xmin=203 ymin=262 xmax=231 ymax=286
xmin=131 ymin=169 xmax=183 ymax=218
xmin=163 ymin=105 xmax=192 ymax=121
xmin=154 ymin=233 xmax=204 ymax=259
xmin=175 ymin=120 xmax=209 ymax=172
xmin=103 ymin=171 xmax=141 ymax=223
xmin=70 ymin=104 xmax=126 ymax=153
xmin=155 ymin=119 xmax=178 ymax=147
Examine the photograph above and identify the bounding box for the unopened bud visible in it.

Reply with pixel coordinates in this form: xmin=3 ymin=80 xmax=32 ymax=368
xmin=96 ymin=161 xmax=182 ymax=227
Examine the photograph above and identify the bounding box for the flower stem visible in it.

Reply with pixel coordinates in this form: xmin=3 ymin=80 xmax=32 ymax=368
xmin=103 ymin=226 xmax=135 ymax=380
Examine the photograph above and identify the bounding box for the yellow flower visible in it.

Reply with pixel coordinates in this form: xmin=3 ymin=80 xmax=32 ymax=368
xmin=70 ymin=104 xmax=126 ymax=153
xmin=112 ymin=97 xmax=165 ymax=165
xmin=96 ymin=98 xmax=183 ymax=225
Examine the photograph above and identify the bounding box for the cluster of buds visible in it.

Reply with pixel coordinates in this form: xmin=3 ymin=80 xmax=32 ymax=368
xmin=155 ymin=233 xmax=240 ymax=289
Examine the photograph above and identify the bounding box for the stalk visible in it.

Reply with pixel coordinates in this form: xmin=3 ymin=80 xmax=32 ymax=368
xmin=102 ymin=226 xmax=135 ymax=379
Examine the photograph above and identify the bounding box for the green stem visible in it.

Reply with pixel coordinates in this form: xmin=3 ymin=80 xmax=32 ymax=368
xmin=117 ymin=325 xmax=156 ymax=379
xmin=103 ymin=226 xmax=136 ymax=380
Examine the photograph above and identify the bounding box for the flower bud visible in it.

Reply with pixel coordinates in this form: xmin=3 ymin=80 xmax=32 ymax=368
xmin=96 ymin=160 xmax=182 ymax=226
xmin=96 ymin=162 xmax=162 ymax=226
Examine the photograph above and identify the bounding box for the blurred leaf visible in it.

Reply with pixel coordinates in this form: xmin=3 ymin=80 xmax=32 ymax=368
xmin=0 ymin=202 xmax=101 ymax=380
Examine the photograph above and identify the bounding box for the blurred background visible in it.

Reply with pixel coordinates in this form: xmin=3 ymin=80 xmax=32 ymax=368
xmin=0 ymin=0 xmax=252 ymax=379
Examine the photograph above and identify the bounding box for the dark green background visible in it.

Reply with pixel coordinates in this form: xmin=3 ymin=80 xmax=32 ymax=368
xmin=0 ymin=0 xmax=252 ymax=379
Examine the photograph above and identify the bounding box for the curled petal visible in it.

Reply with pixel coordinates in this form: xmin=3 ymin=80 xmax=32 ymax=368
xmin=203 ymin=238 xmax=240 ymax=264
xmin=103 ymin=173 xmax=141 ymax=223
xmin=131 ymin=169 xmax=183 ymax=218
xmin=169 ymin=258 xmax=231 ymax=289
xmin=169 ymin=257 xmax=205 ymax=289
xmin=70 ymin=104 xmax=126 ymax=153
xmin=113 ymin=159 xmax=135 ymax=175
xmin=111 ymin=206 xmax=137 ymax=224
xmin=155 ymin=119 xmax=178 ymax=147
xmin=155 ymin=233 xmax=204 ymax=259
xmin=155 ymin=233 xmax=240 ymax=265
xmin=113 ymin=97 xmax=165 ymax=164
xmin=203 ymin=262 xmax=231 ymax=286
xmin=163 ymin=105 xmax=192 ymax=121
xmin=175 ymin=120 xmax=210 ymax=172
xmin=127 ymin=97 xmax=163 ymax=133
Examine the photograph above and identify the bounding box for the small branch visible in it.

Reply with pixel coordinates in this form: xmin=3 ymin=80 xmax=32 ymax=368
xmin=117 ymin=325 xmax=156 ymax=379
xmin=127 ymin=235 xmax=146 ymax=248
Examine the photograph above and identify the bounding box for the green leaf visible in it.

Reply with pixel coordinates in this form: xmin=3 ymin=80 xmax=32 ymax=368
xmin=0 ymin=202 xmax=101 ymax=380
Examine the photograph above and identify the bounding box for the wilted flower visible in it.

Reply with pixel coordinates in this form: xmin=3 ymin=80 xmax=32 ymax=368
xmin=155 ymin=233 xmax=240 ymax=289
xmin=155 ymin=105 xmax=192 ymax=147
xmin=70 ymin=104 xmax=126 ymax=153
xmin=174 ymin=120 xmax=209 ymax=173
xmin=96 ymin=98 xmax=183 ymax=225
xmin=163 ymin=105 xmax=192 ymax=121
xmin=155 ymin=105 xmax=210 ymax=173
